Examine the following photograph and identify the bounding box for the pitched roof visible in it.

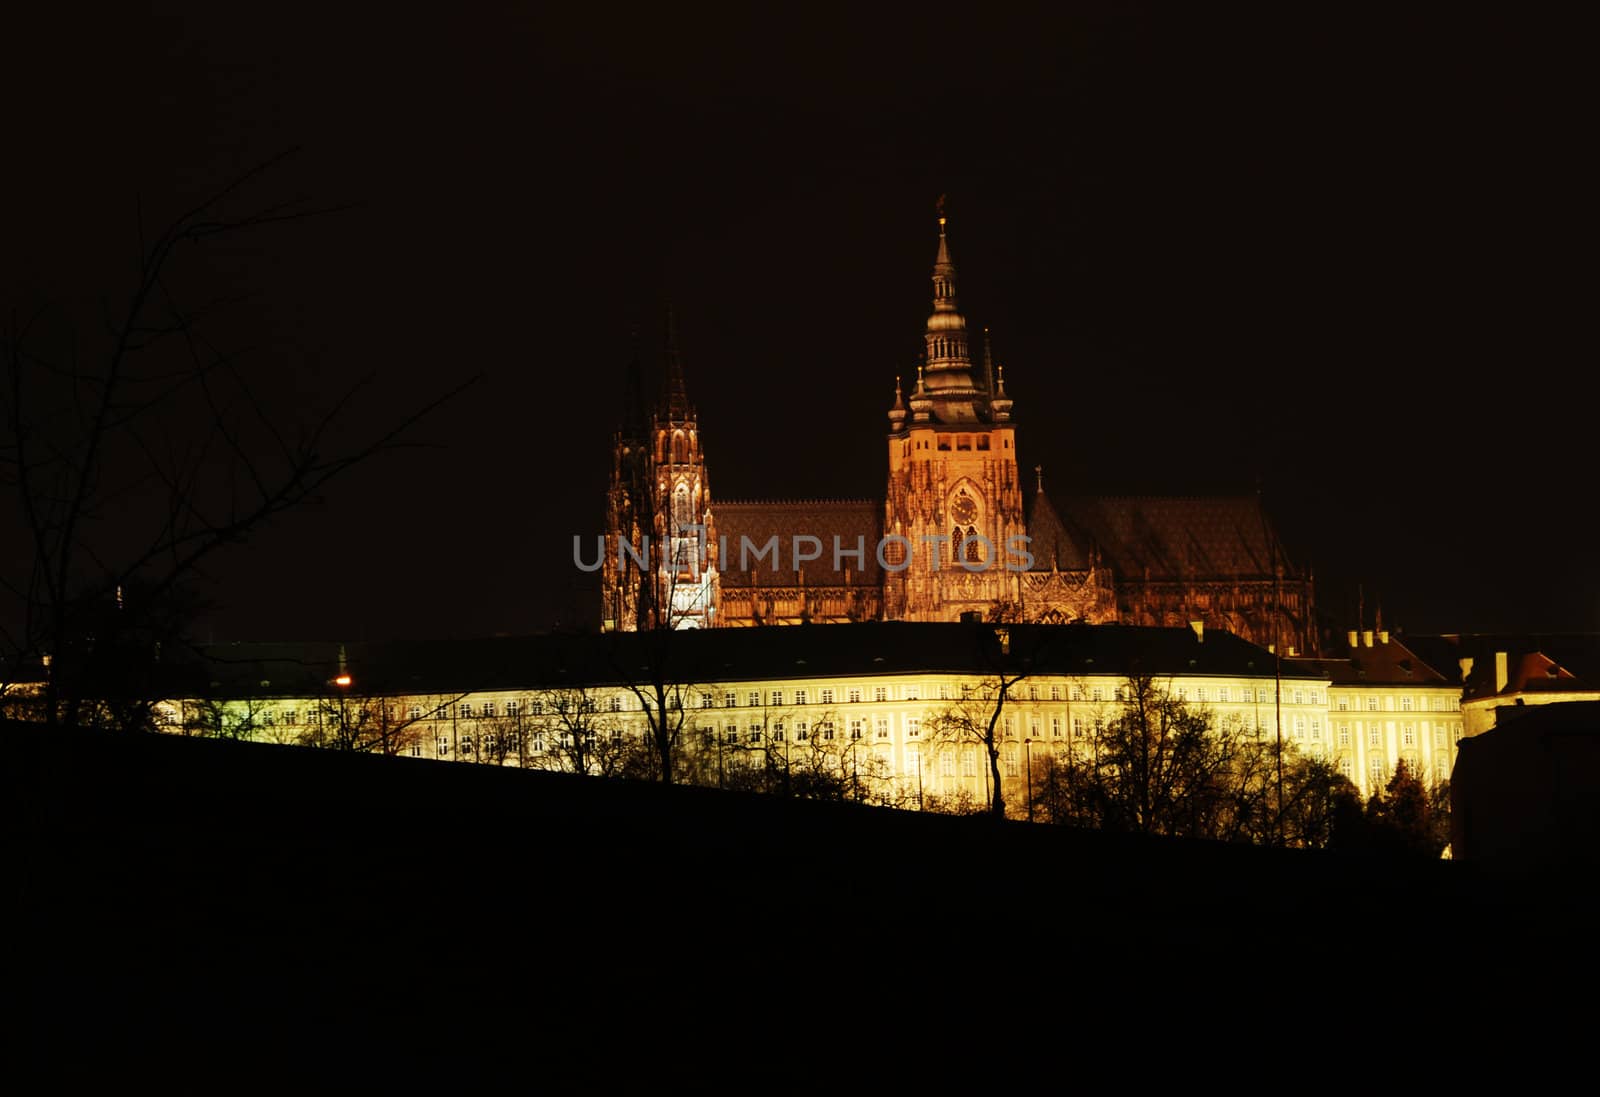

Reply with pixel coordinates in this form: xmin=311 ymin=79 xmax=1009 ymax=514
xmin=177 ymin=622 xmax=1308 ymax=701
xmin=1056 ymin=495 xmax=1296 ymax=582
xmin=714 ymin=500 xmax=882 ymax=587
xmin=1286 ymin=636 xmax=1452 ymax=688
xmin=1025 ymin=489 xmax=1094 ymax=571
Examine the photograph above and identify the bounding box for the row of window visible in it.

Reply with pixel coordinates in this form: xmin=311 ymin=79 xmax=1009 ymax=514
xmin=1334 ymin=694 xmax=1461 ymax=712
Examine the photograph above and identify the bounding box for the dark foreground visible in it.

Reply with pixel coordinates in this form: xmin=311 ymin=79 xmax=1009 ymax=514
xmin=5 ymin=725 xmax=1589 ymax=1082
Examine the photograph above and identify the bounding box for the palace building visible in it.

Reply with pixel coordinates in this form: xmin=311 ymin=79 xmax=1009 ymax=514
xmin=602 ymin=211 xmax=1316 ymax=653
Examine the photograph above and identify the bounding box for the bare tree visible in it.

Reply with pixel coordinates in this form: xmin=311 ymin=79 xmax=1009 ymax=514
xmin=923 ymin=625 xmax=1041 ymax=819
xmin=1 ymin=151 xmax=470 ymax=731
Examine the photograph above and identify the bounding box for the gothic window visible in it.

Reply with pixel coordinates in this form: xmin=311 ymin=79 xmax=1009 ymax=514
xmin=672 ymin=484 xmax=692 ymax=530
xmin=671 ymin=432 xmax=688 ymax=464
xmin=964 ymin=527 xmax=980 ymax=562
xmin=976 ymin=436 xmax=990 ymax=451
xmin=951 ymin=527 xmax=962 ymax=563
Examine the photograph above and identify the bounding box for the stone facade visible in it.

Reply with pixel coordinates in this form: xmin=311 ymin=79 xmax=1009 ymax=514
xmin=602 ymin=214 xmax=1315 ymax=652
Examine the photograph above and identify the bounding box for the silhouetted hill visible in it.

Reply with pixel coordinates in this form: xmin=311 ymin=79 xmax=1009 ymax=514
xmin=4 ymin=724 xmax=1581 ymax=1082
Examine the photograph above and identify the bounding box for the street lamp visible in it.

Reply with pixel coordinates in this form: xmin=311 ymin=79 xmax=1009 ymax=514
xmin=1024 ymin=737 xmax=1034 ymax=823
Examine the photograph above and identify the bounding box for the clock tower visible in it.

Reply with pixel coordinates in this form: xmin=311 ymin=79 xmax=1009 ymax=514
xmin=883 ymin=213 xmax=1027 ymax=621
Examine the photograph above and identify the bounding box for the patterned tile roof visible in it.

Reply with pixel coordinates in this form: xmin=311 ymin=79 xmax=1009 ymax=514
xmin=714 ymin=500 xmax=882 ymax=587
xmin=1056 ymin=495 xmax=1296 ymax=582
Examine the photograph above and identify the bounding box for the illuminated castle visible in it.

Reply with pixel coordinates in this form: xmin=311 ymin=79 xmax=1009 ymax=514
xmin=602 ymin=211 xmax=1315 ymax=653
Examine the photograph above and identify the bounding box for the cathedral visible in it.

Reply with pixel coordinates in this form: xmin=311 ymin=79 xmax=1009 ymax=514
xmin=602 ymin=212 xmax=1316 ymax=654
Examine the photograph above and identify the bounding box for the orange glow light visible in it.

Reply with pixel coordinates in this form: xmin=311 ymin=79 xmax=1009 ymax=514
xmin=334 ymin=674 xmax=352 ymax=687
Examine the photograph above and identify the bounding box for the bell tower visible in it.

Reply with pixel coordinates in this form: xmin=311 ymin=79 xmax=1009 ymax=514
xmin=602 ymin=314 xmax=719 ymax=630
xmin=883 ymin=208 xmax=1026 ymax=621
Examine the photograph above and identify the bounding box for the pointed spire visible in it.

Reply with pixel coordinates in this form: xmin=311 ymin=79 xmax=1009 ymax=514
xmin=935 ymin=194 xmax=954 ymax=273
xmin=982 ymin=327 xmax=996 ymax=394
xmin=892 ymin=376 xmax=905 ymax=410
xmin=995 ymin=362 xmax=1007 ymax=395
xmin=1035 ymin=464 xmax=1044 ymax=494
xmin=887 ymin=375 xmax=907 ymax=431
xmin=660 ymin=307 xmax=690 ymax=420
xmin=915 ymin=363 xmax=926 ymax=393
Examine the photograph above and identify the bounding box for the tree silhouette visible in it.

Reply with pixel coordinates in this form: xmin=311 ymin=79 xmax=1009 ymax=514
xmin=1 ymin=150 xmax=471 ymax=732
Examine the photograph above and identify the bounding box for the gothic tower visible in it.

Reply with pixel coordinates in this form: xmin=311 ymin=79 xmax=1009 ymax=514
xmin=602 ymin=316 xmax=719 ymax=630
xmin=883 ymin=212 xmax=1027 ymax=621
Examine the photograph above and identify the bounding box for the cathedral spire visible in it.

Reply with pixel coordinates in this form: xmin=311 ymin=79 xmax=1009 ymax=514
xmin=660 ymin=307 xmax=691 ymax=420
xmin=982 ymin=326 xmax=996 ymax=395
xmin=922 ymin=200 xmax=978 ymax=397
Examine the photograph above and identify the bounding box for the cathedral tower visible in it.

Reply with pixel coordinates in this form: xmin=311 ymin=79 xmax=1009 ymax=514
xmin=883 ymin=212 xmax=1027 ymax=621
xmin=602 ymin=316 xmax=718 ymax=630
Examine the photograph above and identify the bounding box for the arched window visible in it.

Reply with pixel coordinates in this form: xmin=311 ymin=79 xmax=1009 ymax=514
xmin=672 ymin=483 xmax=692 ymax=529
xmin=951 ymin=527 xmax=962 ymax=564
xmin=671 ymin=431 xmax=688 ymax=464
xmin=964 ymin=526 xmax=981 ymax=562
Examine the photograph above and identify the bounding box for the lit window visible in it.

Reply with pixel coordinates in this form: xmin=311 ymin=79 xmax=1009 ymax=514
xmin=748 ymin=691 xmax=760 ymax=707
xmin=724 ymin=692 xmax=736 ymax=708
xmin=700 ymin=694 xmax=713 ymax=709
xmin=1293 ymin=689 xmax=1304 ymax=705
xmin=905 ymin=686 xmax=920 ymax=701
xmin=1051 ymin=716 xmax=1063 ymax=738
xmin=460 ymin=703 xmax=472 ymax=719
xmin=1195 ymin=687 xmax=1207 ymax=703
xmin=796 ymin=721 xmax=809 ymax=741
xmin=821 ymin=721 xmax=835 ymax=740
xmin=794 ymin=689 xmax=808 ymax=705
xmin=850 ymin=719 xmax=863 ymax=740
xmin=1311 ymin=719 xmax=1322 ymax=741
xmin=771 ymin=690 xmax=783 ymax=706
xmin=1368 ymin=725 xmax=1381 ymax=746
xmin=1369 ymin=756 xmax=1385 ymax=783
xmin=1337 ymin=698 xmax=1349 ymax=711
xmin=940 ymin=752 xmax=955 ymax=776
xmin=285 ymin=710 xmax=298 ymax=726
xmin=1402 ymin=724 xmax=1415 ymax=747
xmin=1338 ymin=725 xmax=1350 ymax=747
xmin=1177 ymin=687 xmax=1187 ymax=702
xmin=1367 ymin=697 xmax=1379 ymax=712
xmin=1050 ymin=685 xmax=1062 ymax=701
xmin=609 ymin=695 xmax=622 ymax=712
xmin=437 ymin=737 xmax=449 ymax=756
xmin=481 ymin=702 xmax=496 ymax=718
xmin=907 ymin=718 xmax=921 ymax=738
xmin=1434 ymin=726 xmax=1446 ymax=747
xmin=1339 ymin=758 xmax=1353 ymax=779
xmin=875 ymin=717 xmax=890 ymax=739
xmin=1401 ymin=697 xmax=1413 ymax=711
xmin=1005 ymin=747 xmax=1018 ymax=777
xmin=1217 ymin=687 xmax=1229 ymax=703
xmin=461 ymin=735 xmax=474 ymax=754
xmin=906 ymin=748 xmax=920 ymax=773
xmin=1072 ymin=685 xmax=1085 ymax=701
xmin=1072 ymin=717 xmax=1084 ymax=738
xmin=1091 ymin=687 xmax=1104 ymax=702
xmin=962 ymin=749 xmax=977 ymax=777
xmin=409 ymin=705 xmax=423 ymax=721
xmin=748 ymin=725 xmax=761 ymax=742
xmin=874 ymin=686 xmax=888 ymax=702
xmin=1293 ymin=717 xmax=1305 ymax=740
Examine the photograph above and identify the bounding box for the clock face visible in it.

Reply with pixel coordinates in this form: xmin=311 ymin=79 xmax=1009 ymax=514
xmin=951 ymin=493 xmax=978 ymax=524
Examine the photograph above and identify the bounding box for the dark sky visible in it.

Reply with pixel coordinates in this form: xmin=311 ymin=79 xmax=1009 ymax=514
xmin=4 ymin=3 xmax=1592 ymax=643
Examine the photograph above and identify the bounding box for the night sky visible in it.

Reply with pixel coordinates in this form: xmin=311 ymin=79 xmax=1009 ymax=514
xmin=5 ymin=4 xmax=1592 ymax=644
